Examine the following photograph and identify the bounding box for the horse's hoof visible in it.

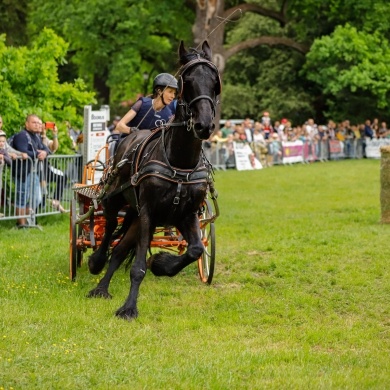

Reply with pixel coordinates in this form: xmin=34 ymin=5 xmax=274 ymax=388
xmin=88 ymin=256 xmax=106 ymax=275
xmin=87 ymin=288 xmax=112 ymax=299
xmin=115 ymin=306 xmax=138 ymax=320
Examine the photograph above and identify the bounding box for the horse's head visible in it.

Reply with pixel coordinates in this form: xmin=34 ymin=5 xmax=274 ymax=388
xmin=177 ymin=41 xmax=221 ymax=140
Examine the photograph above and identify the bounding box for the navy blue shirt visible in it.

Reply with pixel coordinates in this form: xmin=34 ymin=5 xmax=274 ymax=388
xmin=128 ymin=97 xmax=174 ymax=130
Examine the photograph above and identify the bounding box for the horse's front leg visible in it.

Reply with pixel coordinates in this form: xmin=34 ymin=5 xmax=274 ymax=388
xmin=148 ymin=214 xmax=203 ymax=277
xmin=88 ymin=195 xmax=125 ymax=275
xmin=88 ymin=217 xmax=140 ymax=299
xmin=115 ymin=217 xmax=153 ymax=320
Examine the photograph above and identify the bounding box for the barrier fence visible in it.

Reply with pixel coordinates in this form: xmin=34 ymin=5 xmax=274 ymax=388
xmin=204 ymin=138 xmax=390 ymax=170
xmin=0 ymin=154 xmax=82 ymax=228
xmin=1 ymin=138 xmax=388 ymax=227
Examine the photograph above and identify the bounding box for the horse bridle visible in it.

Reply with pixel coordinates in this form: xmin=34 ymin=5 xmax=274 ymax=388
xmin=176 ymin=56 xmax=222 ymax=127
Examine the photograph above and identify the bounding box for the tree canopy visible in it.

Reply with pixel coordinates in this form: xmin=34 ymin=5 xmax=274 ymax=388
xmin=28 ymin=0 xmax=194 ymax=107
xmin=0 ymin=28 xmax=95 ymax=152
xmin=2 ymin=0 xmax=390 ymax=127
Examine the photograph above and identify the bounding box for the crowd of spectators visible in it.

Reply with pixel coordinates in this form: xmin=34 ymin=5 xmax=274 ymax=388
xmin=211 ymin=113 xmax=389 ymax=167
xmin=0 ymin=114 xmax=76 ymax=227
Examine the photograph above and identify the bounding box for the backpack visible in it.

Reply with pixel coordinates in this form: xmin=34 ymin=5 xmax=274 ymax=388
xmin=7 ymin=134 xmax=15 ymax=148
xmin=8 ymin=130 xmax=34 ymax=150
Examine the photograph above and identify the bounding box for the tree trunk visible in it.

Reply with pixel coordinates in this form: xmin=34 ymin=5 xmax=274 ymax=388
xmin=193 ymin=0 xmax=226 ymax=131
xmin=93 ymin=69 xmax=110 ymax=104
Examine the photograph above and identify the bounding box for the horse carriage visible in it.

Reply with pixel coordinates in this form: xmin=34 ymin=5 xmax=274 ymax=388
xmin=69 ymin=40 xmax=221 ymax=320
xmin=69 ymin=138 xmax=218 ymax=283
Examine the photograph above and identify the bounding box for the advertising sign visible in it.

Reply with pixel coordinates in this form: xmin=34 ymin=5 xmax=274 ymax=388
xmin=83 ymin=105 xmax=110 ymax=183
xmin=366 ymin=139 xmax=390 ymax=159
xmin=282 ymin=141 xmax=304 ymax=164
xmin=233 ymin=142 xmax=262 ymax=170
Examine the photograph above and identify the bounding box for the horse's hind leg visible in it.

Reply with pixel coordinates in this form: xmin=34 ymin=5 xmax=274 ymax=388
xmin=88 ymin=218 xmax=140 ymax=299
xmin=88 ymin=195 xmax=125 ymax=275
xmin=148 ymin=216 xmax=203 ymax=277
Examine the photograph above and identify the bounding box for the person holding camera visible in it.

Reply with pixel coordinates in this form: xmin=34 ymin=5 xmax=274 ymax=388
xmin=40 ymin=121 xmax=59 ymax=153
xmin=38 ymin=120 xmax=67 ymax=213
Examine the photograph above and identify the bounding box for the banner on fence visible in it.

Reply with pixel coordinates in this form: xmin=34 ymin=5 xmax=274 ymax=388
xmin=233 ymin=142 xmax=262 ymax=170
xmin=329 ymin=140 xmax=344 ymax=159
xmin=365 ymin=138 xmax=390 ymax=159
xmin=282 ymin=141 xmax=304 ymax=164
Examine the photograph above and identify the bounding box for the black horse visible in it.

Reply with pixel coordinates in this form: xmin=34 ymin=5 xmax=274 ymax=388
xmin=87 ymin=40 xmax=221 ymax=320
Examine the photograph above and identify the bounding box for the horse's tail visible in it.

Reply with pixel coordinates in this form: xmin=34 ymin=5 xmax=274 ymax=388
xmin=124 ymin=248 xmax=136 ymax=271
xmin=112 ymin=208 xmax=135 ymax=240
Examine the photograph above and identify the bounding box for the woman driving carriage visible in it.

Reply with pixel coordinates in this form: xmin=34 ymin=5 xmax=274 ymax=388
xmin=115 ymin=73 xmax=178 ymax=135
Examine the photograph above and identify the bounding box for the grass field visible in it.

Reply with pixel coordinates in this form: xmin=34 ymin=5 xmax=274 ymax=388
xmin=1 ymin=159 xmax=389 ymax=389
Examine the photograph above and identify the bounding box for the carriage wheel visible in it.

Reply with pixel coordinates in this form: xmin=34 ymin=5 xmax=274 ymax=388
xmin=69 ymin=198 xmax=82 ymax=281
xmin=198 ymin=200 xmax=216 ymax=284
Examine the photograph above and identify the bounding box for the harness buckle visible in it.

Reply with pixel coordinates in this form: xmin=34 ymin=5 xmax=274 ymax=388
xmin=131 ymin=173 xmax=139 ymax=185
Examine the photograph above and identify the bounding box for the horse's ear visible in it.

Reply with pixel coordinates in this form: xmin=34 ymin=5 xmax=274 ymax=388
xmin=202 ymin=41 xmax=212 ymax=61
xmin=179 ymin=41 xmax=187 ymax=58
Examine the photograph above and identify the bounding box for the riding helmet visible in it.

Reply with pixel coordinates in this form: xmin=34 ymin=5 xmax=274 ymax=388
xmin=153 ymin=73 xmax=178 ymax=92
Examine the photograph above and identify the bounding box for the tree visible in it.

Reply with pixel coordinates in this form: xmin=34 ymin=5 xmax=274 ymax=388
xmin=192 ymin=0 xmax=310 ymax=124
xmin=304 ymin=25 xmax=390 ymax=122
xmin=28 ymin=0 xmax=194 ymax=106
xmin=0 ymin=28 xmax=95 ymax=152
xmin=0 ymin=0 xmax=29 ymax=46
xmin=192 ymin=0 xmax=390 ymax=124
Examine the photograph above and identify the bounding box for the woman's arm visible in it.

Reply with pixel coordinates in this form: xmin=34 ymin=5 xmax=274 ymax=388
xmin=116 ymin=109 xmax=138 ymax=134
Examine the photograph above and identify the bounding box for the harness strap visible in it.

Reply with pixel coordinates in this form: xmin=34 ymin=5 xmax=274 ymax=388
xmin=131 ymin=160 xmax=209 ymax=186
xmin=173 ymin=181 xmax=183 ymax=205
xmin=89 ymin=211 xmax=96 ymax=248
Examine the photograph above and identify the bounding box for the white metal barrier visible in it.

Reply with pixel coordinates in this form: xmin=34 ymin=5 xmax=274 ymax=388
xmin=202 ymin=138 xmax=387 ymax=170
xmin=0 ymin=154 xmax=82 ymax=227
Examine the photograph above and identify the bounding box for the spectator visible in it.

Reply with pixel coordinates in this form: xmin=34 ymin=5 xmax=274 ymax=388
xmin=317 ymin=125 xmax=329 ymax=161
xmin=378 ymin=122 xmax=388 ymax=138
xmin=233 ymin=123 xmax=247 ymax=142
xmin=210 ymin=130 xmax=227 ymax=143
xmin=0 ymin=130 xmax=12 ymax=218
xmin=220 ymin=120 xmax=234 ymax=137
xmin=251 ymin=122 xmax=268 ymax=166
xmin=343 ymin=120 xmax=356 ymax=158
xmin=225 ymin=133 xmax=236 ymax=169
xmin=0 ymin=116 xmax=27 ymax=160
xmin=327 ymin=120 xmax=336 ymax=140
xmin=267 ymin=132 xmax=282 ymax=166
xmin=242 ymin=118 xmax=254 ymax=142
xmin=364 ymin=119 xmax=374 ymax=139
xmin=262 ymin=114 xmax=275 ymax=140
xmin=261 ymin=111 xmax=272 ymax=127
xmin=276 ymin=118 xmax=288 ymax=139
xmin=39 ymin=120 xmax=68 ymax=213
xmin=372 ymin=118 xmax=379 ymax=138
xmin=12 ymin=114 xmax=51 ymax=228
xmin=66 ymin=121 xmax=81 ymax=152
xmin=0 ymin=131 xmax=12 ymax=166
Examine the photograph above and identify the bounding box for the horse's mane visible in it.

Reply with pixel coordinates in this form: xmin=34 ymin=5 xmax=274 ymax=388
xmin=179 ymin=48 xmax=207 ymax=66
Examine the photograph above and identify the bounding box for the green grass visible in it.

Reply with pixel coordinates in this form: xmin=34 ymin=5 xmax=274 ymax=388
xmin=1 ymin=159 xmax=390 ymax=389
